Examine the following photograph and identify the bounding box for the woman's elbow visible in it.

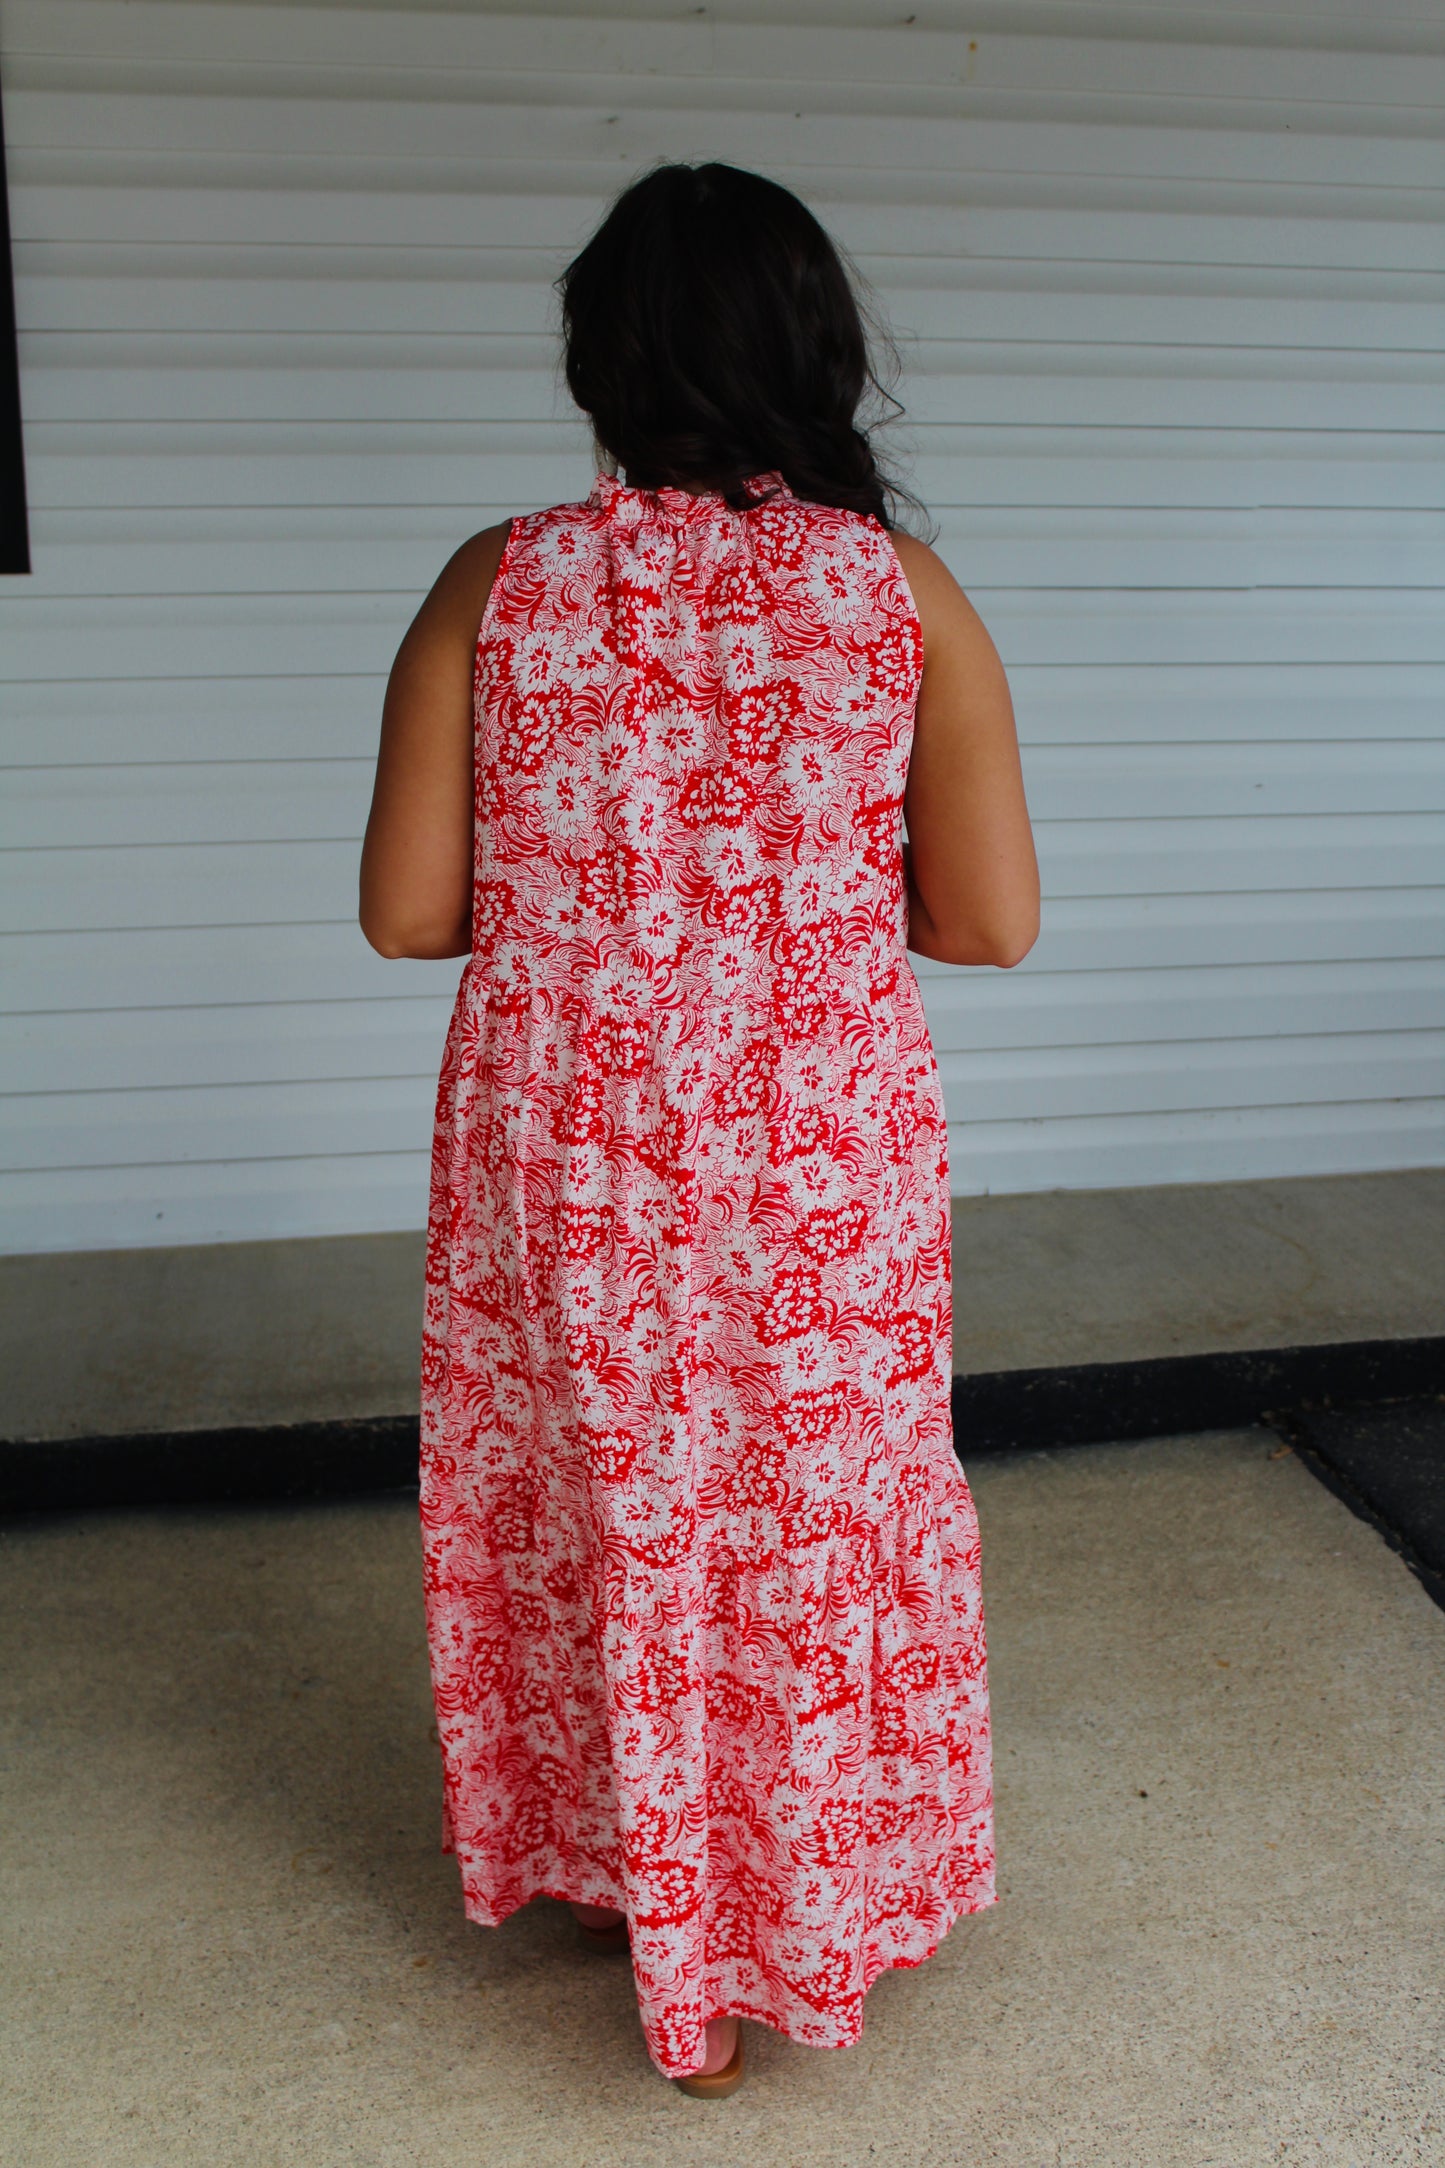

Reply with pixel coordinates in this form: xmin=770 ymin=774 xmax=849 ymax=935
xmin=950 ymin=937 xmax=1034 ymax=970
xmin=358 ymin=896 xmax=404 ymax=957
xmin=987 ymin=877 xmax=1042 ymax=967
xmin=360 ymin=918 xmax=408 ymax=960
xmin=931 ymin=897 xmax=1044 ymax=966
xmin=982 ymin=913 xmax=1040 ymax=969
xmin=359 ymin=906 xmax=470 ymax=960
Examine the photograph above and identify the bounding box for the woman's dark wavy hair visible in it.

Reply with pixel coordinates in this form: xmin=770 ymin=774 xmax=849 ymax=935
xmin=557 ymin=161 xmax=919 ymax=530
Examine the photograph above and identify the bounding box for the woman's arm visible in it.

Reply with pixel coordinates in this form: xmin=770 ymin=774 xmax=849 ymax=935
xmin=889 ymin=531 xmax=1040 ymax=969
xmin=358 ymin=521 xmax=512 ymax=960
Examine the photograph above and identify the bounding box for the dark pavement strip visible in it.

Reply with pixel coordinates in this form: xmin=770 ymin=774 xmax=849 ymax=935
xmin=1271 ymin=1395 xmax=1445 ymax=1613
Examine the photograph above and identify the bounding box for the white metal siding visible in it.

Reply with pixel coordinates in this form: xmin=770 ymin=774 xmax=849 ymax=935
xmin=1 ymin=0 xmax=1442 ymax=1252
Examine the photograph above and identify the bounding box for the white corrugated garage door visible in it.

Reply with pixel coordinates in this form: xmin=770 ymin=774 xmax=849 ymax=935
xmin=1 ymin=0 xmax=1442 ymax=1252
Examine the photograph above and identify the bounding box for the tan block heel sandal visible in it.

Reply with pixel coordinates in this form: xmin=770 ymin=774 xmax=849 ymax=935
xmin=673 ymin=2024 xmax=745 ymax=2098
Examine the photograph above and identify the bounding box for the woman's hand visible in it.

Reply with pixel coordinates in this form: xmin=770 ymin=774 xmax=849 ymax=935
xmin=358 ymin=522 xmax=512 ymax=959
xmin=890 ymin=532 xmax=1040 ymax=969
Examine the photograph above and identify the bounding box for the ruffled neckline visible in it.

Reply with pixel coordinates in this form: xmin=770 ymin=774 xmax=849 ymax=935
xmin=588 ymin=470 xmax=791 ymax=520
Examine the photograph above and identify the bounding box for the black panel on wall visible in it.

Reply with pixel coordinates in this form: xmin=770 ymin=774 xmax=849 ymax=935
xmin=0 ymin=79 xmax=31 ymax=576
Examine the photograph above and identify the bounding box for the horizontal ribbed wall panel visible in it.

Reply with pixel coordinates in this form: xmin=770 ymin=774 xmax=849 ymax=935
xmin=0 ymin=0 xmax=1441 ymax=1250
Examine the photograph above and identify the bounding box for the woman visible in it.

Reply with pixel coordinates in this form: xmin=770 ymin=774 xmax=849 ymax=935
xmin=360 ymin=161 xmax=1039 ymax=2097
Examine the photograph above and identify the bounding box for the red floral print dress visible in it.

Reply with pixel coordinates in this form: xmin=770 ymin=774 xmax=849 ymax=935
xmin=420 ymin=471 xmax=995 ymax=2079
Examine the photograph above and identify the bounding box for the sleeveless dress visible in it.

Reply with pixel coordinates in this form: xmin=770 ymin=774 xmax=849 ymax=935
xmin=419 ymin=471 xmax=995 ymax=2079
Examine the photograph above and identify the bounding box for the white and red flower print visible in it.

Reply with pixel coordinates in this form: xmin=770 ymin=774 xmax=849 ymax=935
xmin=420 ymin=472 xmax=994 ymax=2080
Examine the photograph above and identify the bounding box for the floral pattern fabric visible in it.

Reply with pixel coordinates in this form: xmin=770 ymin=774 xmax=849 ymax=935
xmin=420 ymin=472 xmax=995 ymax=2078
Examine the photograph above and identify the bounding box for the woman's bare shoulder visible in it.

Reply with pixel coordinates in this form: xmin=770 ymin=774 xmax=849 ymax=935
xmin=436 ymin=518 xmax=514 ymax=612
xmin=406 ymin=520 xmax=515 ymax=651
xmin=885 ymin=529 xmax=996 ymax=659
xmin=886 ymin=528 xmax=939 ymax=579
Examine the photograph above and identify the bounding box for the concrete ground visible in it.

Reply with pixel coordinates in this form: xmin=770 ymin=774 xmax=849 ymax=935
xmin=3 ymin=1433 xmax=1443 ymax=2168
xmin=948 ymin=1167 xmax=1445 ymax=1374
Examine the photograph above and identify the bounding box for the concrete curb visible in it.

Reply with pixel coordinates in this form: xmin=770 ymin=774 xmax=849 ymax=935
xmin=952 ymin=1335 xmax=1445 ymax=1454
xmin=2 ymin=1335 xmax=1439 ymax=1518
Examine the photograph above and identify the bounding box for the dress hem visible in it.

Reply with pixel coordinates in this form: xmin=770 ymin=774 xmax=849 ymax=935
xmin=448 ymin=1861 xmax=998 ymax=2077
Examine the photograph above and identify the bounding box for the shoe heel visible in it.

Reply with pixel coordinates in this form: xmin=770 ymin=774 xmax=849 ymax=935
xmin=673 ymin=2028 xmax=744 ymax=2098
